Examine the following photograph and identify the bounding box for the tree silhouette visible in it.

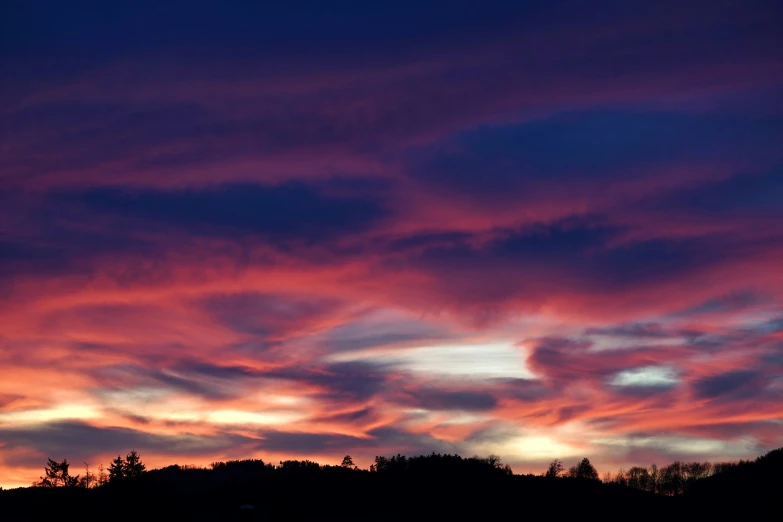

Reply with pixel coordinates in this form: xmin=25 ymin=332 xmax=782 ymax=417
xmin=39 ymin=458 xmax=60 ymax=487
xmin=660 ymin=461 xmax=684 ymax=495
xmin=108 ymin=455 xmax=125 ymax=483
xmin=649 ymin=463 xmax=660 ymax=494
xmin=97 ymin=462 xmax=108 ymax=486
xmin=625 ymin=466 xmax=651 ymax=490
xmin=107 ymin=451 xmax=146 ymax=482
xmin=545 ymin=458 xmax=564 ymax=478
xmin=486 ymin=454 xmax=501 ymax=468
xmin=573 ymin=458 xmax=599 ymax=480
xmin=341 ymin=455 xmax=355 ymax=469
xmin=38 ymin=458 xmax=79 ymax=487
xmin=125 ymin=450 xmax=146 ymax=478
xmin=79 ymin=462 xmax=95 ymax=488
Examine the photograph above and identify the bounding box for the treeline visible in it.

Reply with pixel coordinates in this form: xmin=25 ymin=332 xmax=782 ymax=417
xmin=600 ymin=448 xmax=783 ymax=496
xmin=28 ymin=447 xmax=780 ymax=497
xmin=162 ymin=452 xmax=512 ymax=478
xmin=35 ymin=450 xmax=145 ymax=488
xmin=544 ymin=458 xmax=599 ymax=480
xmin=369 ymin=453 xmax=513 ymax=477
xmin=7 ymin=448 xmax=780 ymax=521
xmin=542 ymin=450 xmax=783 ymax=497
xmin=30 ymin=451 xmax=514 ymax=489
xmin=604 ymin=460 xmax=739 ymax=496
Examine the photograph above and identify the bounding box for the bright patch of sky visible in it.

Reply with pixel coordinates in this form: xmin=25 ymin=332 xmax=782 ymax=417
xmin=0 ymin=404 xmax=101 ymax=424
xmin=467 ymin=424 xmax=581 ymax=461
xmin=208 ymin=409 xmax=307 ymax=425
xmin=610 ymin=366 xmax=679 ymax=387
xmin=326 ymin=342 xmax=533 ymax=380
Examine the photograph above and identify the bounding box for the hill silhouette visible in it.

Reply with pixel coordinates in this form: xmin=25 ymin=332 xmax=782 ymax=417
xmin=1 ymin=449 xmax=779 ymax=521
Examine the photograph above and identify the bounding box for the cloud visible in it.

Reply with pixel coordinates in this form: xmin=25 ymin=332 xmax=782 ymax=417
xmin=313 ymin=408 xmax=374 ymax=425
xmin=267 ymin=362 xmax=390 ymax=403
xmin=496 ymin=379 xmax=552 ymax=403
xmin=256 ymin=431 xmax=375 ymax=454
xmin=524 ymin=337 xmax=687 ymax=385
xmin=595 ymin=433 xmax=765 ymax=468
xmin=679 ymin=421 xmax=783 ymax=444
xmin=692 ymin=370 xmax=766 ymax=400
xmin=675 ymin=291 xmax=769 ymax=317
xmin=610 ymin=366 xmax=679 ymax=388
xmin=0 ymin=421 xmax=255 ymax=466
xmin=200 ymin=292 xmax=346 ymax=338
xmin=586 ymin=323 xmax=676 ymax=339
xmin=0 ymin=394 xmax=25 ymax=411
xmin=400 ymin=388 xmax=498 ymax=412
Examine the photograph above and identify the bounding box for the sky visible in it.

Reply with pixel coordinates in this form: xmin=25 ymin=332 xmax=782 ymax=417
xmin=1 ymin=0 xmax=782 ymax=488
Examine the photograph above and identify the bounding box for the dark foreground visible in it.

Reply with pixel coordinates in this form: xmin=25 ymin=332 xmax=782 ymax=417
xmin=2 ymin=450 xmax=779 ymax=521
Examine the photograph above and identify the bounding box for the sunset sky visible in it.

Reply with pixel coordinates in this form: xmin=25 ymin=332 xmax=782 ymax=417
xmin=1 ymin=0 xmax=782 ymax=488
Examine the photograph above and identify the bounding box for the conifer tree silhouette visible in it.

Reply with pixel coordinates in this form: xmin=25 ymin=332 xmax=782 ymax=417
xmin=38 ymin=458 xmax=79 ymax=487
xmin=108 ymin=455 xmax=125 ymax=483
xmin=125 ymin=450 xmax=146 ymax=478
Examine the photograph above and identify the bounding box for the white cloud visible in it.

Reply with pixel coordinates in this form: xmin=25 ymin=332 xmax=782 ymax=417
xmin=610 ymin=366 xmax=678 ymax=387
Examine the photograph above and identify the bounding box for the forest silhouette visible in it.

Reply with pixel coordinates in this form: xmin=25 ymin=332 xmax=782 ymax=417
xmin=1 ymin=447 xmax=780 ymax=520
